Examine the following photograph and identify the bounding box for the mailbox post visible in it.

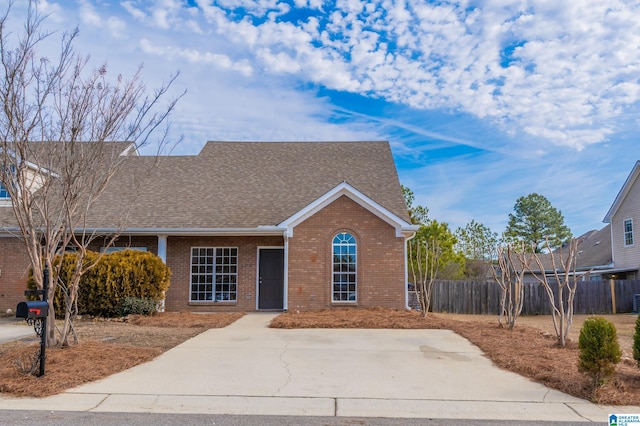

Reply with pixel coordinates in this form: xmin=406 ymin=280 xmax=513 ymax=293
xmin=16 ymin=266 xmax=49 ymax=377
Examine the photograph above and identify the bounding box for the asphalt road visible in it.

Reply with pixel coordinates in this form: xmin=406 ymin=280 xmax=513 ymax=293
xmin=0 ymin=411 xmax=599 ymax=426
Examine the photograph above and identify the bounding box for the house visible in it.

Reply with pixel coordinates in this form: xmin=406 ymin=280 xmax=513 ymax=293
xmin=0 ymin=141 xmax=418 ymax=313
xmin=517 ymin=226 xmax=613 ymax=283
xmin=603 ymin=160 xmax=640 ymax=280
xmin=518 ymin=160 xmax=640 ymax=283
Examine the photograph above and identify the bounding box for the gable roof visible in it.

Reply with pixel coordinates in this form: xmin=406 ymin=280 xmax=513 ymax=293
xmin=515 ymin=225 xmax=613 ymax=273
xmin=1 ymin=141 xmax=413 ymax=234
xmin=603 ymin=160 xmax=640 ymax=223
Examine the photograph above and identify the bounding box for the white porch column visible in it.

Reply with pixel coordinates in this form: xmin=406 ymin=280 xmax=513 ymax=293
xmin=157 ymin=234 xmax=168 ymax=263
xmin=157 ymin=235 xmax=168 ymax=312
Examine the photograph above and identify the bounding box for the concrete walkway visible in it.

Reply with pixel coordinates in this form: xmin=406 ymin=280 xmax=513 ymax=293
xmin=1 ymin=314 xmax=639 ymax=422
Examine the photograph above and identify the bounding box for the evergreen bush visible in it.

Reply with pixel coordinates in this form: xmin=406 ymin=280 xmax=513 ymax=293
xmin=28 ymin=249 xmax=171 ymax=317
xmin=578 ymin=316 xmax=622 ymax=388
xmin=119 ymin=296 xmax=158 ymax=316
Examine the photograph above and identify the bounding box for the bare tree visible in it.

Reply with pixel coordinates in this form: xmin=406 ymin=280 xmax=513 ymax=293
xmin=491 ymin=243 xmax=527 ymax=330
xmin=525 ymin=238 xmax=579 ymax=347
xmin=0 ymin=1 xmax=182 ymax=347
xmin=409 ymin=237 xmax=441 ymax=316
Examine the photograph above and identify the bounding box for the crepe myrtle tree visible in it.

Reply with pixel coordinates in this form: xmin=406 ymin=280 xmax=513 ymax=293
xmin=0 ymin=1 xmax=183 ymax=347
xmin=491 ymin=242 xmax=528 ymax=330
xmin=525 ymin=238 xmax=580 ymax=347
xmin=403 ymin=186 xmax=464 ymax=314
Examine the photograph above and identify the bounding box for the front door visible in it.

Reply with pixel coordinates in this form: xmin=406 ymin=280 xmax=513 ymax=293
xmin=258 ymin=248 xmax=284 ymax=310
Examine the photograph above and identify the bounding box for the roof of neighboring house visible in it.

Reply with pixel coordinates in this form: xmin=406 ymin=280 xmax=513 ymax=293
xmin=603 ymin=160 xmax=640 ymax=223
xmin=513 ymin=226 xmax=613 ymax=273
xmin=572 ymin=225 xmax=612 ymax=269
xmin=1 ymin=141 xmax=412 ymax=232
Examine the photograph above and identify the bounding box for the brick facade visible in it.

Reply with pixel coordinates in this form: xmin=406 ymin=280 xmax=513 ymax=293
xmin=0 ymin=238 xmax=32 ymax=313
xmin=0 ymin=196 xmax=409 ymax=313
xmin=288 ymin=195 xmax=406 ymax=310
xmin=164 ymin=235 xmax=283 ymax=312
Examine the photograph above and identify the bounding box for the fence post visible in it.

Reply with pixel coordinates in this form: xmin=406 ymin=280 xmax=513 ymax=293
xmin=609 ymin=278 xmax=616 ymax=314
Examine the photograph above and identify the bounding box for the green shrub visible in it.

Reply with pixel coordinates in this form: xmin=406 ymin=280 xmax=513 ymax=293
xmin=119 ymin=296 xmax=158 ymax=316
xmin=578 ymin=316 xmax=622 ymax=388
xmin=28 ymin=249 xmax=171 ymax=318
xmin=634 ymin=314 xmax=640 ymax=368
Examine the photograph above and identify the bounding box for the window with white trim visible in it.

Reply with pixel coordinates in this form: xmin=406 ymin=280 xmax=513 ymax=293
xmin=332 ymin=232 xmax=356 ymax=302
xmin=0 ymin=182 xmax=9 ymax=199
xmin=0 ymin=164 xmax=15 ymax=199
xmin=190 ymin=247 xmax=238 ymax=302
xmin=624 ymin=219 xmax=634 ymax=246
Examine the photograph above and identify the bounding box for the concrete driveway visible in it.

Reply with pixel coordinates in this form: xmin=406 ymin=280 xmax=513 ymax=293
xmin=0 ymin=316 xmax=36 ymax=344
xmin=1 ymin=314 xmax=639 ymax=422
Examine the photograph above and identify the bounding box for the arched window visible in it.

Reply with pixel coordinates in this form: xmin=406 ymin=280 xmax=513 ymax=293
xmin=332 ymin=232 xmax=356 ymax=302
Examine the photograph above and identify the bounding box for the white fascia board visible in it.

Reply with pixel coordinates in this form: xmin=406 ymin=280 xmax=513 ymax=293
xmin=603 ymin=161 xmax=640 ymax=223
xmin=104 ymin=227 xmax=286 ymax=236
xmin=278 ymin=181 xmax=419 ymax=238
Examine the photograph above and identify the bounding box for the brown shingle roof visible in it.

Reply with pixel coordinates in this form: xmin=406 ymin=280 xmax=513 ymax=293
xmin=512 ymin=226 xmax=613 ymax=273
xmin=3 ymin=141 xmax=409 ymax=230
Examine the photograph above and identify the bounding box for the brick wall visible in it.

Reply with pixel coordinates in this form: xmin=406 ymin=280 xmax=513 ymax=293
xmin=0 ymin=237 xmax=32 ymax=313
xmin=164 ymin=235 xmax=283 ymax=312
xmin=0 ymin=198 xmax=409 ymax=314
xmin=288 ymin=195 xmax=406 ymax=310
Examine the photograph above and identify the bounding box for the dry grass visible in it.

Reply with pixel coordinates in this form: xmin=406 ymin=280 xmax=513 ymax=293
xmin=0 ymin=309 xmax=638 ymax=406
xmin=0 ymin=312 xmax=242 ymax=397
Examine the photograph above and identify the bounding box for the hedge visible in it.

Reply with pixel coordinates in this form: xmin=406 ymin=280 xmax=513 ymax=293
xmin=29 ymin=249 xmax=171 ymax=317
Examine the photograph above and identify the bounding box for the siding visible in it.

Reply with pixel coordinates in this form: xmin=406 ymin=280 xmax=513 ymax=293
xmin=611 ymin=175 xmax=640 ymax=271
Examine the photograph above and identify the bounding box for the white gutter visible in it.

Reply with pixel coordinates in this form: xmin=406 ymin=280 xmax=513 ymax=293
xmin=1 ymin=226 xmax=287 ymax=237
xmin=404 ymin=230 xmax=417 ymax=310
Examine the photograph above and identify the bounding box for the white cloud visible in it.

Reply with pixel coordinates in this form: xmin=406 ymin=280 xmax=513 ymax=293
xmin=175 ymin=0 xmax=640 ymax=151
xmin=78 ymin=0 xmax=102 ymax=27
xmin=139 ymin=39 xmax=253 ymax=76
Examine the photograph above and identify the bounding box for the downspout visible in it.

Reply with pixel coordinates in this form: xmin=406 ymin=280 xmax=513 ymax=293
xmin=404 ymin=230 xmax=417 ymax=310
xmin=283 ymin=230 xmax=289 ymax=311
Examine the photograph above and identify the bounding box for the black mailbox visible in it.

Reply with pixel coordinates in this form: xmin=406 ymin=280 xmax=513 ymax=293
xmin=16 ymin=301 xmax=49 ymax=319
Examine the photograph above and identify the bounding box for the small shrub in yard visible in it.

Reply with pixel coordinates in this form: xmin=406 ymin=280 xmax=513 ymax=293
xmin=578 ymin=316 xmax=622 ymax=388
xmin=120 ymin=297 xmax=157 ymax=316
xmin=634 ymin=314 xmax=640 ymax=368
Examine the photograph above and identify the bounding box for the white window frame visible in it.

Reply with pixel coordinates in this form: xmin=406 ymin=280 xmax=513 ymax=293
xmin=190 ymin=247 xmax=238 ymax=302
xmin=0 ymin=182 xmax=9 ymax=199
xmin=624 ymin=218 xmax=634 ymax=247
xmin=0 ymin=164 xmax=16 ymax=202
xmin=332 ymin=232 xmax=357 ymax=303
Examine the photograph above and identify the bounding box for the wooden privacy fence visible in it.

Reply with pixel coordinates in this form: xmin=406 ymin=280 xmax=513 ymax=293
xmin=419 ymin=279 xmax=640 ymax=315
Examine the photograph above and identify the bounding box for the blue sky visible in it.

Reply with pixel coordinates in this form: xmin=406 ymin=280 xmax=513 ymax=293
xmin=9 ymin=0 xmax=640 ymax=237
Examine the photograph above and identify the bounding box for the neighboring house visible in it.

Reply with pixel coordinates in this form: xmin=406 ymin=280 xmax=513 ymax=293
xmin=602 ymin=160 xmax=640 ymax=280
xmin=0 ymin=141 xmax=418 ymax=313
xmin=517 ymin=226 xmax=613 ymax=283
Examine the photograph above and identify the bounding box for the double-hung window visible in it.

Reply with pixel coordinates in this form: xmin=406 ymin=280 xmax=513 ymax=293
xmin=624 ymin=219 xmax=634 ymax=246
xmin=190 ymin=247 xmax=238 ymax=302
xmin=332 ymin=232 xmax=356 ymax=302
xmin=0 ymin=182 xmax=9 ymax=199
xmin=0 ymin=165 xmax=15 ymax=200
